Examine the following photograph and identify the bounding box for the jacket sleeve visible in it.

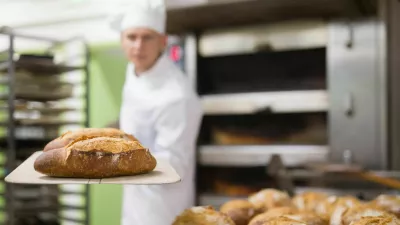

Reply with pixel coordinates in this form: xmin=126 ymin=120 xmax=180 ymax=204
xmin=152 ymin=100 xmax=192 ymax=180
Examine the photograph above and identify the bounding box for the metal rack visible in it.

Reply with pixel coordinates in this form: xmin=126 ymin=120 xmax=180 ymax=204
xmin=0 ymin=26 xmax=90 ymax=225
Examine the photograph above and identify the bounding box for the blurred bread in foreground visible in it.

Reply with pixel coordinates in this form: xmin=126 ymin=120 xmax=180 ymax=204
xmin=316 ymin=196 xmax=362 ymax=221
xmin=220 ymin=199 xmax=257 ymax=225
xmin=248 ymin=189 xmax=292 ymax=212
xmin=370 ymin=195 xmax=400 ymax=218
xmin=292 ymin=192 xmax=330 ymax=212
xmin=172 ymin=206 xmax=235 ymax=225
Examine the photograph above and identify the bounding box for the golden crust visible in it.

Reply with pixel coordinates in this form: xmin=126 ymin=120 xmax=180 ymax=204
xmin=248 ymin=207 xmax=298 ymax=225
xmin=44 ymin=128 xmax=138 ymax=152
xmin=341 ymin=204 xmax=394 ymax=225
xmin=284 ymin=212 xmax=328 ymax=225
xmin=315 ymin=196 xmax=362 ymax=221
xmin=60 ymin=128 xmax=131 ymax=139
xmin=248 ymin=189 xmax=292 ymax=212
xmin=370 ymin=195 xmax=400 ymax=218
xmin=220 ymin=200 xmax=257 ymax=225
xmin=349 ymin=216 xmax=400 ymax=225
xmin=264 ymin=207 xmax=298 ymax=219
xmin=34 ymin=128 xmax=156 ymax=178
xmin=34 ymin=147 xmax=156 ymax=178
xmin=255 ymin=216 xmax=307 ymax=225
xmin=293 ymin=192 xmax=330 ymax=212
xmin=172 ymin=206 xmax=235 ymax=225
xmin=67 ymin=137 xmax=145 ymax=153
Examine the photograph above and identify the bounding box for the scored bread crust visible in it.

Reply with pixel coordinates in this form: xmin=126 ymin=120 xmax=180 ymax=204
xmin=35 ymin=133 xmax=156 ymax=178
xmin=43 ymin=128 xmax=138 ymax=152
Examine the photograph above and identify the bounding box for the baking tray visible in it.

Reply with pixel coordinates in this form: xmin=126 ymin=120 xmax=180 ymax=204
xmin=5 ymin=151 xmax=181 ymax=185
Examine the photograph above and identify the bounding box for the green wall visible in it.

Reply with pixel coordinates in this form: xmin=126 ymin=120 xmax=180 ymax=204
xmin=89 ymin=43 xmax=127 ymax=225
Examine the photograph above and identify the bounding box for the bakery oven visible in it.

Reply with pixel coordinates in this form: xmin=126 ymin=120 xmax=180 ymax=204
xmin=191 ymin=20 xmax=330 ymax=207
xmin=174 ymin=0 xmax=400 ymax=208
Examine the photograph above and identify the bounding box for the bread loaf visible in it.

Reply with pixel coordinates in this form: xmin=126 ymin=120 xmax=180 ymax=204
xmin=172 ymin=206 xmax=235 ymax=225
xmin=292 ymin=192 xmax=329 ymax=213
xmin=220 ymin=200 xmax=257 ymax=225
xmin=349 ymin=216 xmax=400 ymax=225
xmin=34 ymin=128 xmax=156 ymax=178
xmin=371 ymin=195 xmax=400 ymax=218
xmin=248 ymin=189 xmax=293 ymax=212
xmin=253 ymin=216 xmax=307 ymax=225
xmin=43 ymin=128 xmax=137 ymax=152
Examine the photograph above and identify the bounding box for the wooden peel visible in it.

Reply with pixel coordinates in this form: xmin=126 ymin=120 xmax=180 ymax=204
xmin=306 ymin=163 xmax=400 ymax=189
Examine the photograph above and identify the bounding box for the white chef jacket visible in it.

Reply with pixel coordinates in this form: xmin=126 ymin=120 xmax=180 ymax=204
xmin=119 ymin=53 xmax=203 ymax=225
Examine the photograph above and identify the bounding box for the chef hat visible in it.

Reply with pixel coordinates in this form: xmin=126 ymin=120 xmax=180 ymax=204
xmin=109 ymin=0 xmax=166 ymax=34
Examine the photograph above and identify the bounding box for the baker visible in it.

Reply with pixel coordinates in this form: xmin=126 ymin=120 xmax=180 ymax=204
xmin=108 ymin=0 xmax=203 ymax=224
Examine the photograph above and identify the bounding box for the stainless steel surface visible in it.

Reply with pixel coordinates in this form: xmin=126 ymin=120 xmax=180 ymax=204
xmin=166 ymin=0 xmax=376 ymax=34
xmin=198 ymin=145 xmax=329 ymax=167
xmin=6 ymin=30 xmax=16 ymax=225
xmin=184 ymin=33 xmax=197 ymax=90
xmin=278 ymin=169 xmax=400 ymax=179
xmin=201 ymin=90 xmax=328 ymax=115
xmin=342 ymin=149 xmax=353 ymax=164
xmin=198 ymin=20 xmax=327 ymax=57
xmin=0 ymin=28 xmax=90 ymax=225
xmin=379 ymin=0 xmax=400 ymax=170
xmin=268 ymin=155 xmax=296 ymax=195
xmin=0 ymin=26 xmax=63 ymax=44
xmin=328 ymin=19 xmax=387 ymax=170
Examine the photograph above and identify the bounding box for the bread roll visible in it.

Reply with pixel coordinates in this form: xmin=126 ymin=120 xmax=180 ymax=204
xmin=370 ymin=195 xmax=400 ymax=218
xmin=220 ymin=199 xmax=257 ymax=225
xmin=292 ymin=192 xmax=329 ymax=212
xmin=253 ymin=216 xmax=307 ymax=225
xmin=248 ymin=189 xmax=292 ymax=212
xmin=349 ymin=216 xmax=400 ymax=225
xmin=34 ymin=129 xmax=156 ymax=178
xmin=284 ymin=212 xmax=328 ymax=225
xmin=248 ymin=207 xmax=298 ymax=225
xmin=338 ymin=204 xmax=394 ymax=225
xmin=315 ymin=196 xmax=361 ymax=221
xmin=43 ymin=128 xmax=137 ymax=152
xmin=172 ymin=206 xmax=235 ymax=225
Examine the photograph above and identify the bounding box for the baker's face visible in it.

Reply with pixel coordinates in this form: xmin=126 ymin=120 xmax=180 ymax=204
xmin=121 ymin=27 xmax=167 ymax=73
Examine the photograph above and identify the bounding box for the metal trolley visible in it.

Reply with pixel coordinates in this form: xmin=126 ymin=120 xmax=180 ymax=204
xmin=0 ymin=26 xmax=90 ymax=225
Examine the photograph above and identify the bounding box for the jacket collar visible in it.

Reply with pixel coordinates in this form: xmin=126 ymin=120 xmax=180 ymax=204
xmin=129 ymin=53 xmax=170 ymax=87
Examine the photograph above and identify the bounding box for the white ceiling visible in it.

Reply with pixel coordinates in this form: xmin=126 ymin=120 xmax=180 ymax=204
xmin=0 ymin=0 xmax=209 ymax=50
xmin=0 ymin=0 xmax=208 ymax=28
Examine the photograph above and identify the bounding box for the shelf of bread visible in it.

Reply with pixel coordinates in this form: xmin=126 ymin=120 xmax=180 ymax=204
xmin=0 ymin=35 xmax=90 ymax=224
xmin=174 ymin=188 xmax=400 ymax=225
xmin=0 ymin=101 xmax=83 ymax=114
xmin=0 ymin=90 xmax=83 ymax=102
xmin=198 ymin=145 xmax=329 ymax=167
xmin=201 ymin=90 xmax=328 ymax=115
xmin=0 ymin=54 xmax=83 ymax=75
xmin=0 ymin=119 xmax=83 ymax=127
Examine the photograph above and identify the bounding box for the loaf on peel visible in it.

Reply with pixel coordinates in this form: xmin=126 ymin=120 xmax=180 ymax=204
xmin=34 ymin=128 xmax=156 ymax=178
xmin=43 ymin=128 xmax=138 ymax=152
